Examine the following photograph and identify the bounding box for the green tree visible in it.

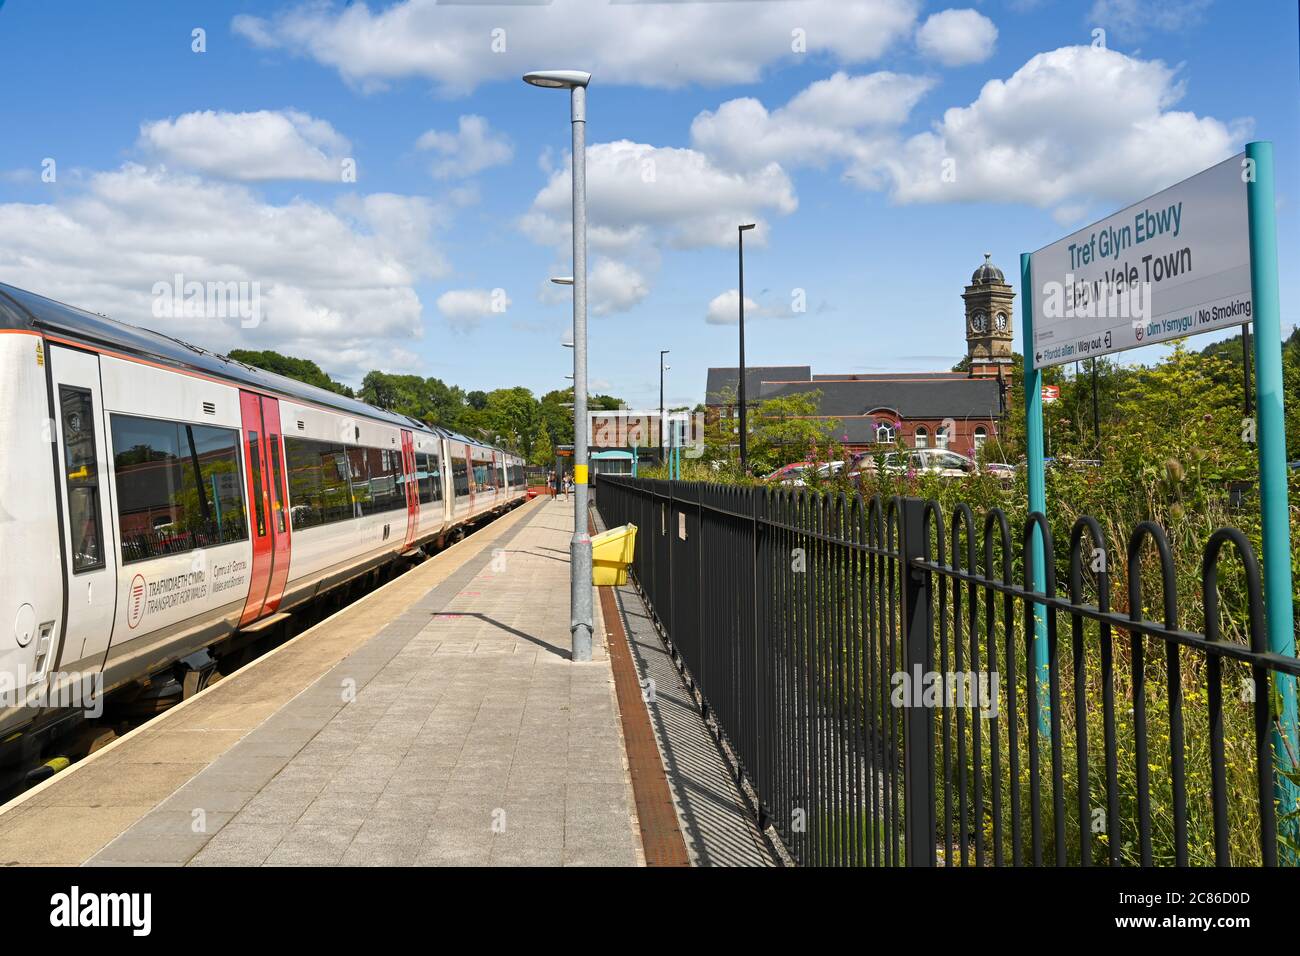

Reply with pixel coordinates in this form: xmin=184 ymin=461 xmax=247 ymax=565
xmin=532 ymin=421 xmax=554 ymax=466
xmin=482 ymin=386 xmax=541 ymax=456
xmin=748 ymin=390 xmax=840 ymax=474
xmin=226 ymin=349 xmax=354 ymax=397
xmin=358 ymin=372 xmax=467 ymax=426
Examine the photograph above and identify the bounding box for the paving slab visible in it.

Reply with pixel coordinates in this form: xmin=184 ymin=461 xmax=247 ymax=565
xmin=56 ymin=497 xmax=641 ymax=867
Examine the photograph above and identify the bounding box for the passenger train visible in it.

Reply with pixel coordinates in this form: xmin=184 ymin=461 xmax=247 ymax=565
xmin=0 ymin=282 xmax=526 ymax=770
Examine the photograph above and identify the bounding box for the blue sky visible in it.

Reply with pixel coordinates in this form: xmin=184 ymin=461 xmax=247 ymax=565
xmin=0 ymin=0 xmax=1295 ymax=411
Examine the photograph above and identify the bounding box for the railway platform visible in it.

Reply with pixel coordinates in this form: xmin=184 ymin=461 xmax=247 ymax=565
xmin=0 ymin=497 xmax=646 ymax=866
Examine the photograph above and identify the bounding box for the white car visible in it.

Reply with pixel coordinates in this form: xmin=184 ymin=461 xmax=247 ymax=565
xmin=880 ymin=449 xmax=976 ymax=478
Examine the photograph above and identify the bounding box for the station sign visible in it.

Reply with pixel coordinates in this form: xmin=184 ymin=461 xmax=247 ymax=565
xmin=1041 ymin=385 xmax=1060 ymax=404
xmin=1029 ymin=153 xmax=1252 ymax=369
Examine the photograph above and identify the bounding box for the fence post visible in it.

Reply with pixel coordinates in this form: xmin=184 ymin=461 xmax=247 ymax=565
xmin=901 ymin=497 xmax=936 ymax=866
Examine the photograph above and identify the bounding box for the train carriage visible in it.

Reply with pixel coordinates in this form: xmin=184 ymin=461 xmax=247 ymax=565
xmin=0 ymin=282 xmax=526 ymax=764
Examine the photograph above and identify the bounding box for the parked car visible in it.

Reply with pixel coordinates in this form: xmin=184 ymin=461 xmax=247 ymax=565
xmin=877 ymin=449 xmax=977 ymax=478
xmin=982 ymin=461 xmax=1017 ymax=484
xmin=763 ymin=461 xmax=815 ymax=486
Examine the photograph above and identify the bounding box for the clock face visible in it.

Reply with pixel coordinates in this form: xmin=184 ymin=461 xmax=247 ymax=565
xmin=995 ymin=312 xmax=1008 ymax=332
xmin=971 ymin=311 xmax=987 ymax=333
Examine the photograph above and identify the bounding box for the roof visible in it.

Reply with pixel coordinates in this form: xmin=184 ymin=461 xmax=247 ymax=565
xmin=705 ymin=365 xmax=810 ymax=404
xmin=971 ymin=253 xmax=1006 ymax=285
xmin=759 ymin=376 xmax=1002 ymax=420
xmin=801 ymin=416 xmax=995 ymax=446
xmin=0 ymin=281 xmax=458 ymax=437
xmin=811 ymin=371 xmax=968 ymax=382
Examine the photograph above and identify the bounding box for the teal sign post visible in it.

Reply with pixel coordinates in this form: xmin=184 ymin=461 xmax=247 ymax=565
xmin=1020 ymin=252 xmax=1050 ymax=736
xmin=1023 ymin=142 xmax=1297 ymax=827
xmin=1244 ymin=142 xmax=1298 ymax=830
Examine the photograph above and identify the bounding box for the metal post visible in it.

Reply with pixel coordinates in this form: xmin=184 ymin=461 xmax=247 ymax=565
xmin=1090 ymin=357 xmax=1101 ymax=456
xmin=738 ymin=224 xmax=754 ymax=473
xmin=900 ymin=497 xmax=935 ymax=866
xmin=1020 ymin=252 xmax=1050 ymax=735
xmin=659 ymin=349 xmax=669 ymax=469
xmin=570 ymin=83 xmax=593 ymax=663
xmin=1243 ymin=324 xmax=1254 ymax=417
xmin=1244 ymin=140 xmax=1298 ymax=829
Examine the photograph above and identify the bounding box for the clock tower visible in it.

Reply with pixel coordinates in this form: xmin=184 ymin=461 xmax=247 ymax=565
xmin=963 ymin=253 xmax=1014 ymax=379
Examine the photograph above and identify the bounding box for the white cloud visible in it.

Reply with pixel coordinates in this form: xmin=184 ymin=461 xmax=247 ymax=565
xmin=588 ymin=258 xmax=649 ymax=316
xmin=232 ymin=0 xmax=920 ymax=94
xmin=539 ymin=257 xmax=649 ymax=317
xmin=522 ymin=140 xmax=797 ymax=253
xmin=1089 ymin=0 xmax=1212 ymax=40
xmin=916 ymin=9 xmax=998 ymax=66
xmin=436 ymin=287 xmax=510 ymax=332
xmin=690 ymin=71 xmax=934 ymax=172
xmin=416 ymin=115 xmax=513 ymax=179
xmin=706 ymin=289 xmax=760 ymax=326
xmin=0 ymin=163 xmax=447 ymax=379
xmin=138 ymin=109 xmax=351 ymax=182
xmin=874 ymin=46 xmax=1248 ymax=216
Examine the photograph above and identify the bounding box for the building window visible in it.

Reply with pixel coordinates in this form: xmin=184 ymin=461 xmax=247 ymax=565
xmin=875 ymin=421 xmax=896 ymax=444
xmin=111 ymin=414 xmax=248 ymax=563
xmin=935 ymin=425 xmax=950 ymax=450
xmin=913 ymin=426 xmax=928 ymax=450
xmin=974 ymin=426 xmax=988 ymax=451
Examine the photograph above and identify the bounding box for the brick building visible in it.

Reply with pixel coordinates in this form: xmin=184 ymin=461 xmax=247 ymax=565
xmin=705 ymin=255 xmax=1015 ymax=457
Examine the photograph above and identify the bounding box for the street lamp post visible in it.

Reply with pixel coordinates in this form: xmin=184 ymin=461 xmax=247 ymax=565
xmin=526 ymin=69 xmax=593 ymax=663
xmin=737 ymin=223 xmax=756 ymax=474
xmin=659 ymin=349 xmax=670 ymax=467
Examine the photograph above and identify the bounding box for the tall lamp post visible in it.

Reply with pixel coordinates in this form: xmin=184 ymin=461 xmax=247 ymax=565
xmin=737 ymin=223 xmax=756 ymax=473
xmin=526 ymin=69 xmax=593 ymax=663
xmin=659 ymin=349 xmax=670 ymax=466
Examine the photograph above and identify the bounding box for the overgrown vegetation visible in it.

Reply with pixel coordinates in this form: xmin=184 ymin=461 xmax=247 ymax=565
xmin=632 ymin=332 xmax=1300 ymax=865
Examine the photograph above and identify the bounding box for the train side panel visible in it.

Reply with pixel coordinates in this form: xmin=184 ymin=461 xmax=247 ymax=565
xmin=95 ymin=356 xmax=253 ymax=692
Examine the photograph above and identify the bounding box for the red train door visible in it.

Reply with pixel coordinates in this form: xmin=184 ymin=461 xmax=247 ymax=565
xmin=400 ymin=430 xmax=418 ymax=549
xmin=238 ymin=392 xmax=292 ymax=626
xmin=262 ymin=398 xmax=292 ymax=612
xmin=464 ymin=442 xmax=474 ymax=510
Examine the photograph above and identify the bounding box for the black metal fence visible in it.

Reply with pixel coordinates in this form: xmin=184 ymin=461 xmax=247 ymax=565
xmin=594 ymin=476 xmax=1300 ymax=867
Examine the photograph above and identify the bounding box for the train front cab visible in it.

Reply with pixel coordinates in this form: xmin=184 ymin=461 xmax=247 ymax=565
xmin=0 ymin=332 xmax=64 ymax=739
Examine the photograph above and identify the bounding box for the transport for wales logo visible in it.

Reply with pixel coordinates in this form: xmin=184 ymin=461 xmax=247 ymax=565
xmin=128 ymin=573 xmax=146 ymax=629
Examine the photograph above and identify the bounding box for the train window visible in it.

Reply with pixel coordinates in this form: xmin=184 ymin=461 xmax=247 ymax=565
xmin=451 ymin=456 xmax=469 ymax=496
xmin=110 ymin=414 xmax=248 ymax=564
xmin=248 ymin=434 xmax=266 ymax=536
xmin=418 ymin=453 xmax=443 ymax=505
xmin=269 ymin=437 xmax=286 ymax=533
xmin=59 ymin=386 xmax=106 ymax=573
xmin=356 ymin=447 xmax=405 ymax=516
xmin=346 ymin=447 xmax=371 ymax=516
xmin=284 ymin=437 xmax=354 ymax=528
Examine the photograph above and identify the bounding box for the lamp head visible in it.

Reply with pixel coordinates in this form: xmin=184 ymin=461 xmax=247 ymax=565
xmin=551 ymin=276 xmax=574 ymax=286
xmin=739 ymin=223 xmax=757 ymax=232
xmin=523 ymin=70 xmax=592 ymax=89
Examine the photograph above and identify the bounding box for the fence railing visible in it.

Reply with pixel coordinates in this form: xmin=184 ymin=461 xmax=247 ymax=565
xmin=594 ymin=476 xmax=1300 ymax=867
